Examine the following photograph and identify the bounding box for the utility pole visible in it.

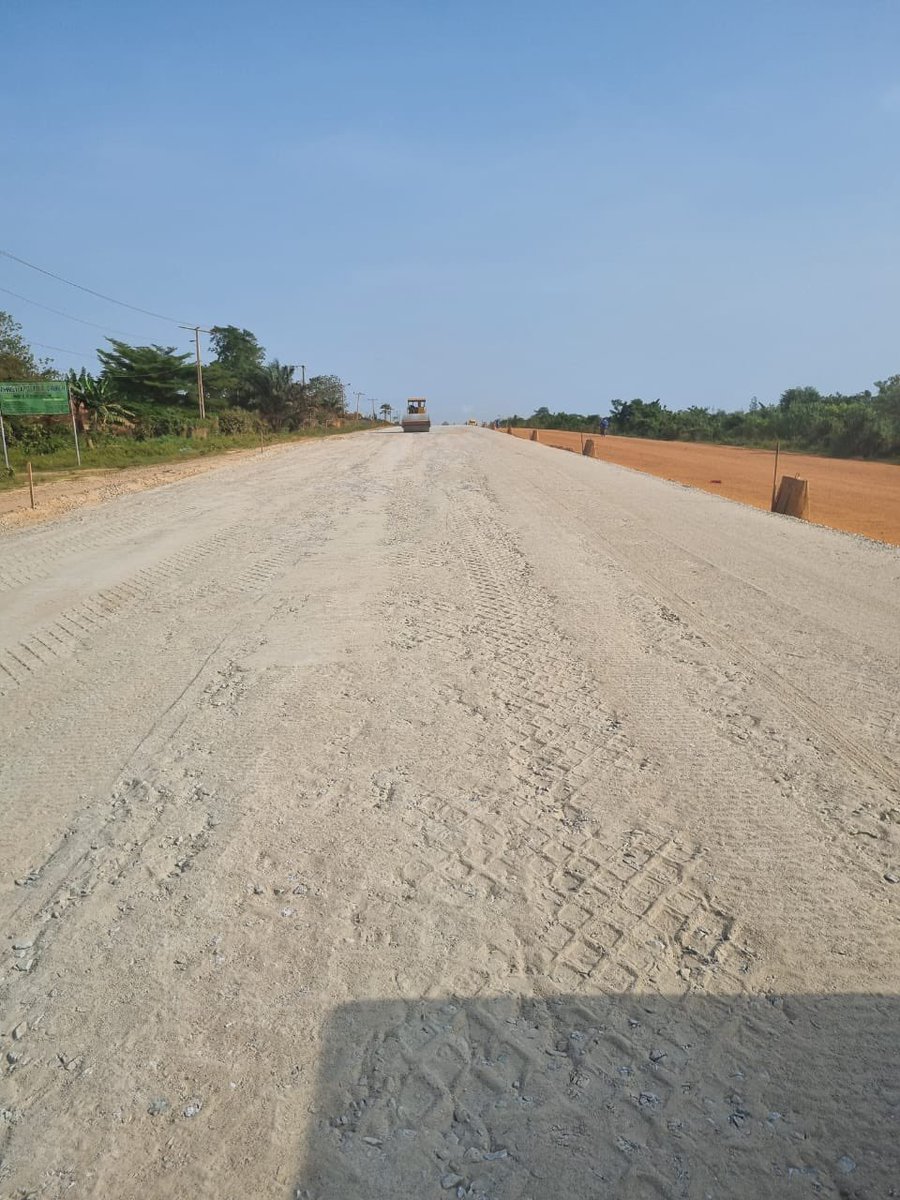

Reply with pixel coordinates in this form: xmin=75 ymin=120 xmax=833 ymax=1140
xmin=301 ymin=364 xmax=306 ymax=386
xmin=370 ymin=397 xmax=377 ymax=421
xmin=181 ymin=325 xmax=212 ymax=419
xmin=354 ymin=391 xmax=364 ymax=420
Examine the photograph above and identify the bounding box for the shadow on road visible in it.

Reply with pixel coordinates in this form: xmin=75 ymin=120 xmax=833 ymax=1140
xmin=295 ymin=990 xmax=897 ymax=1199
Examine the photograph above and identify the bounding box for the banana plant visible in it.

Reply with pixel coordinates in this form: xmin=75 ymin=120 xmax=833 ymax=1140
xmin=67 ymin=369 xmax=134 ymax=433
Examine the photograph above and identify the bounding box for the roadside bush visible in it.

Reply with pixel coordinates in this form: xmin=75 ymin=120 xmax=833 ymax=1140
xmin=217 ymin=407 xmax=261 ymax=435
xmin=5 ymin=417 xmax=71 ymax=454
xmin=130 ymin=407 xmax=194 ymax=440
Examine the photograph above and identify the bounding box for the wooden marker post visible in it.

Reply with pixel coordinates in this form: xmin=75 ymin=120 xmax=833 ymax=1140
xmin=27 ymin=461 xmax=35 ymax=509
xmin=770 ymin=440 xmax=780 ymax=509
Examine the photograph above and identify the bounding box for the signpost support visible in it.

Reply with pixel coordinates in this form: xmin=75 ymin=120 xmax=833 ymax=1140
xmin=0 ymin=409 xmax=9 ymax=472
xmin=68 ymin=388 xmax=82 ymax=467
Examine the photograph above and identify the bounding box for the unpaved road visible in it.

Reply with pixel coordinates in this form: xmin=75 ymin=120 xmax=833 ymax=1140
xmin=507 ymin=427 xmax=900 ymax=546
xmin=1 ymin=428 xmax=898 ymax=1199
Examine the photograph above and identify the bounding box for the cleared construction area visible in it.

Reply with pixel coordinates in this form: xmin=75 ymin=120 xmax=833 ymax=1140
xmin=1 ymin=427 xmax=898 ymax=1198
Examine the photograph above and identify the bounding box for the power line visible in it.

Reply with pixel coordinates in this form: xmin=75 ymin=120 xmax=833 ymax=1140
xmin=0 ymin=283 xmax=150 ymax=340
xmin=0 ymin=248 xmax=193 ymax=327
xmin=30 ymin=341 xmax=94 ymax=358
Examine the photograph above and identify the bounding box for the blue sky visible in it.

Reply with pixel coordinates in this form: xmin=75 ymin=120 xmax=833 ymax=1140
xmin=3 ymin=0 xmax=899 ymax=422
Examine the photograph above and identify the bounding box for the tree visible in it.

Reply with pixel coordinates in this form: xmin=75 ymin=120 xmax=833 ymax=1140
xmin=67 ymin=368 xmax=133 ymax=434
xmin=305 ymin=375 xmax=345 ymax=424
xmin=0 ymin=311 xmax=50 ymax=380
xmin=251 ymin=360 xmax=301 ymax=429
xmin=379 ymin=402 xmax=392 ymax=422
xmin=778 ymin=386 xmax=822 ymax=411
xmin=98 ymin=339 xmax=195 ymax=407
xmin=206 ymin=325 xmax=266 ymax=408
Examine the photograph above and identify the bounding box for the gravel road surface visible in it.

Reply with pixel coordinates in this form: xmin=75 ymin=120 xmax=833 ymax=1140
xmin=1 ymin=427 xmax=898 ymax=1199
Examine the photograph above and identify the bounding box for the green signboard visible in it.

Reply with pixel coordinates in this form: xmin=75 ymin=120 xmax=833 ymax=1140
xmin=0 ymin=381 xmax=70 ymax=416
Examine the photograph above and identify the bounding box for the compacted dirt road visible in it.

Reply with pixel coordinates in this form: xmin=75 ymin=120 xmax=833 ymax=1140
xmin=507 ymin=427 xmax=900 ymax=546
xmin=1 ymin=428 xmax=898 ymax=1199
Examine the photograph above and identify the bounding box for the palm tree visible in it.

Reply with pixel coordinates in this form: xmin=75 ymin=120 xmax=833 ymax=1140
xmin=251 ymin=361 xmax=299 ymax=430
xmin=379 ymin=402 xmax=392 ymax=423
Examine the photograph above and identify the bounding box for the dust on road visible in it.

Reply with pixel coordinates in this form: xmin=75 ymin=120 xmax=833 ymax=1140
xmin=1 ymin=428 xmax=898 ymax=1198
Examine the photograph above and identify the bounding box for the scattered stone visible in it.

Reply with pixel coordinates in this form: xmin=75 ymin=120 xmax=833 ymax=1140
xmin=639 ymin=1091 xmax=661 ymax=1108
xmin=836 ymin=1155 xmax=856 ymax=1174
xmin=484 ymin=1149 xmax=508 ymax=1161
xmin=12 ymin=1023 xmax=27 ymax=1041
xmin=464 ymin=1147 xmax=482 ymax=1163
xmin=292 ymin=884 xmax=309 ymax=896
xmin=440 ymin=1173 xmax=463 ymax=1190
xmin=182 ymin=1100 xmax=202 ymax=1118
xmin=6 ymin=1051 xmax=21 ymax=1065
xmin=280 ymin=907 xmax=295 ymax=918
xmin=363 ymin=1136 xmax=382 ymax=1146
xmin=12 ymin=940 xmax=33 ymax=951
xmin=148 ymin=1098 xmax=170 ymax=1116
xmin=252 ymin=883 xmax=264 ymax=895
xmin=884 ymin=873 xmax=899 ymax=884
xmin=15 ymin=959 xmax=35 ymax=973
xmin=787 ymin=1166 xmax=817 ymax=1181
xmin=767 ymin=1112 xmax=782 ymax=1123
xmin=649 ymin=1048 xmax=667 ymax=1063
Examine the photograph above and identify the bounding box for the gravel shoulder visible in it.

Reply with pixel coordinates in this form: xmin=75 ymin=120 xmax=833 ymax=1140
xmin=1 ymin=428 xmax=897 ymax=1198
xmin=0 ymin=440 xmax=319 ymax=532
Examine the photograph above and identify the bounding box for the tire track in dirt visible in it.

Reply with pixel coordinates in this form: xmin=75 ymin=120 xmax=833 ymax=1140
xmin=517 ymin=467 xmax=900 ymax=796
xmin=379 ymin=461 xmax=755 ymax=1002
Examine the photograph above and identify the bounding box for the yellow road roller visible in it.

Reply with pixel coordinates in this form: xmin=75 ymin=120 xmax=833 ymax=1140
xmin=401 ymin=397 xmax=431 ymax=432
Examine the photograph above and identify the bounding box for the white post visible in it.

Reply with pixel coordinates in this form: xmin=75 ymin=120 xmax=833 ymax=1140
xmin=0 ymin=408 xmax=9 ymax=471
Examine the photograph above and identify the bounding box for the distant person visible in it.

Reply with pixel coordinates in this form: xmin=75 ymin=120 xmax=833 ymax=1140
xmin=600 ymin=417 xmax=610 ymax=437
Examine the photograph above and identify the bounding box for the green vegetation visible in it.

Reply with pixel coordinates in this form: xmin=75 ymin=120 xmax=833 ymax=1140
xmin=0 ymin=311 xmax=56 ymax=381
xmin=0 ymin=312 xmax=378 ymax=482
xmin=0 ymin=422 xmax=375 ymax=492
xmin=499 ymin=377 xmax=900 ymax=460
